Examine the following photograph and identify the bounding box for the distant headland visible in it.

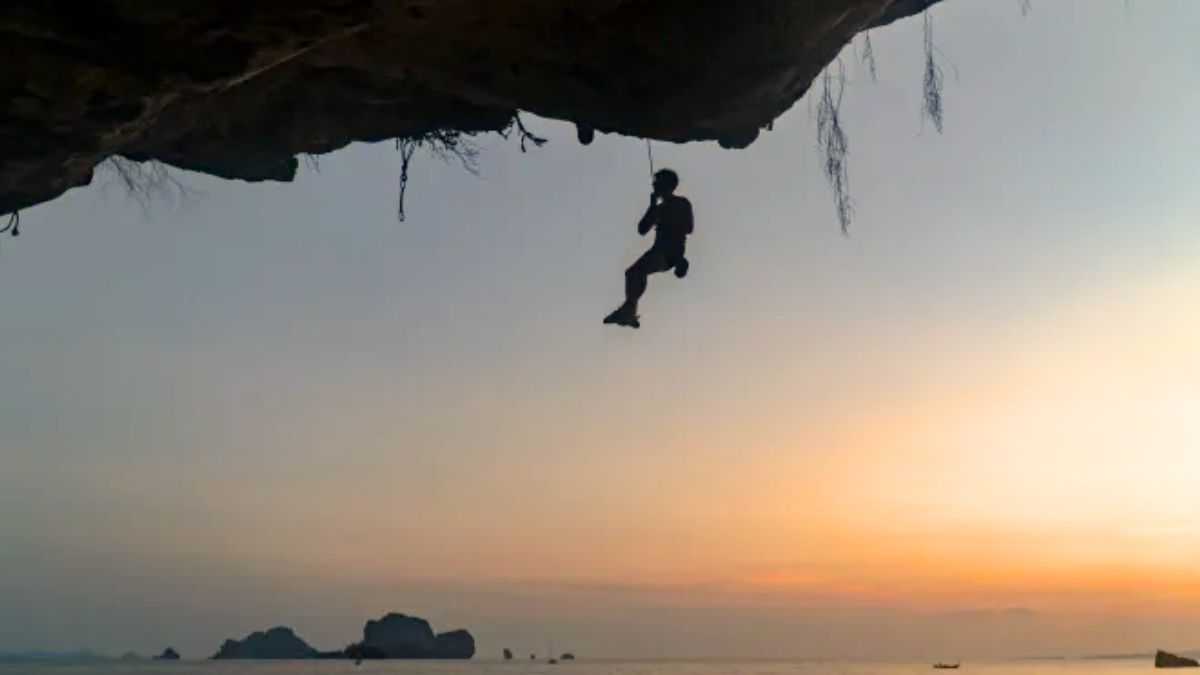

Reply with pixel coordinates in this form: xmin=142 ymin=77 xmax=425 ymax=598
xmin=212 ymin=612 xmax=476 ymax=660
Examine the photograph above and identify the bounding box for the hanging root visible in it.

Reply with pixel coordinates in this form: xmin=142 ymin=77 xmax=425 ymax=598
xmin=921 ymin=13 xmax=945 ymax=134
xmin=502 ymin=114 xmax=548 ymax=153
xmin=396 ymin=139 xmax=419 ymax=223
xmin=0 ymin=211 xmax=18 ymax=237
xmin=816 ymin=63 xmax=853 ymax=233
xmin=1018 ymin=0 xmax=1032 ymax=16
xmin=396 ymin=114 xmax=550 ymax=222
xmin=394 ymin=129 xmax=484 ymax=222
xmin=862 ymin=32 xmax=878 ymax=82
xmin=99 ymin=156 xmax=192 ymax=213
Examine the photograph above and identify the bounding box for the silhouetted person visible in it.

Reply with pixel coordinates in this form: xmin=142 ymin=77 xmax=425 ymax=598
xmin=604 ymin=168 xmax=693 ymax=328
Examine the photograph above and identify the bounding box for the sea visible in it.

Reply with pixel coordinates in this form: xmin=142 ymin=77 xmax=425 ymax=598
xmin=0 ymin=659 xmax=1157 ymax=675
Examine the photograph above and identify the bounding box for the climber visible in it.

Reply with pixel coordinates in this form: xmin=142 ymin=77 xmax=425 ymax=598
xmin=604 ymin=168 xmax=692 ymax=329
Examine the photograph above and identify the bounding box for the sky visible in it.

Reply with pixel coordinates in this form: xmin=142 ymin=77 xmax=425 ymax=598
xmin=2 ymin=0 xmax=1200 ymax=661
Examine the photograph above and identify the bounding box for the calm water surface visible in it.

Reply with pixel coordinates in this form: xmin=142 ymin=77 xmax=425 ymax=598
xmin=0 ymin=660 xmax=1156 ymax=675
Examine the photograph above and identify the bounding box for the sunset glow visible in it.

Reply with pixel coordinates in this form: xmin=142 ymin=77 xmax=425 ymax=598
xmin=4 ymin=0 xmax=1200 ymax=661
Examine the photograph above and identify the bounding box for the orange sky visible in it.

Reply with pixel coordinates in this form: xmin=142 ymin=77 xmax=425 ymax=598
xmin=4 ymin=0 xmax=1200 ymax=659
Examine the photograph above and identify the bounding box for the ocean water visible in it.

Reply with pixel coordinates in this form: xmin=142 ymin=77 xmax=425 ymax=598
xmin=0 ymin=660 xmax=1155 ymax=675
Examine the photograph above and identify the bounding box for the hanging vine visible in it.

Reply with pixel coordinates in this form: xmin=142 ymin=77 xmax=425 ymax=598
xmin=921 ymin=13 xmax=946 ymax=134
xmin=816 ymin=61 xmax=853 ymax=233
xmin=1 ymin=212 xmax=19 ymax=237
xmin=861 ymin=31 xmax=878 ymax=82
xmin=395 ymin=114 xmax=547 ymax=222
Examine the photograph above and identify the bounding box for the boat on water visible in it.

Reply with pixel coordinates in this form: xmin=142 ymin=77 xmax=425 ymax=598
xmin=932 ymin=664 xmax=960 ymax=670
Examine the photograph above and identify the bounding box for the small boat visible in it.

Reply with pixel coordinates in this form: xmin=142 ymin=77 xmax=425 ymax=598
xmin=932 ymin=664 xmax=960 ymax=670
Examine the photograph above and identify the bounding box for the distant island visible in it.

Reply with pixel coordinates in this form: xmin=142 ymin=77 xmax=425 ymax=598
xmin=212 ymin=627 xmax=316 ymax=659
xmin=210 ymin=612 xmax=474 ymax=660
xmin=343 ymin=613 xmax=475 ymax=660
xmin=0 ymin=612 xmax=477 ymax=663
xmin=1157 ymin=650 xmax=1200 ymax=668
xmin=0 ymin=650 xmax=111 ymax=663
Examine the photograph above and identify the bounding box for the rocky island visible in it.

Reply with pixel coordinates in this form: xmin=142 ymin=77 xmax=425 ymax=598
xmin=344 ymin=612 xmax=475 ymax=659
xmin=199 ymin=612 xmax=474 ymax=661
xmin=212 ymin=626 xmax=318 ymax=660
xmin=1156 ymin=650 xmax=1200 ymax=668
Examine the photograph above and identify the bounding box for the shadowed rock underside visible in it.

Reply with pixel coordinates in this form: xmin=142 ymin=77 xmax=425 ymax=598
xmin=0 ymin=0 xmax=940 ymax=215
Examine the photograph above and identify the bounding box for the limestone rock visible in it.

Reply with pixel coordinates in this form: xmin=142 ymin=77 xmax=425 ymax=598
xmin=0 ymin=1 xmax=941 ymax=216
xmin=360 ymin=613 xmax=437 ymax=657
xmin=352 ymin=612 xmax=475 ymax=659
xmin=212 ymin=626 xmax=318 ymax=660
xmin=433 ymin=629 xmax=475 ymax=659
xmin=1157 ymin=651 xmax=1199 ymax=668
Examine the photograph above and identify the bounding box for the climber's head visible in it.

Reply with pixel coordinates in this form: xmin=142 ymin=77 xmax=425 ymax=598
xmin=653 ymin=168 xmax=679 ymax=196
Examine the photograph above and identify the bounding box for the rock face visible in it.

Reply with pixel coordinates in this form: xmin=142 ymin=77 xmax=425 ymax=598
xmin=212 ymin=626 xmax=318 ymax=659
xmin=1157 ymin=651 xmax=1199 ymax=668
xmin=0 ymin=0 xmax=940 ymax=217
xmin=353 ymin=612 xmax=475 ymax=659
xmin=361 ymin=613 xmax=437 ymax=657
xmin=433 ymin=629 xmax=476 ymax=659
xmin=154 ymin=647 xmax=181 ymax=661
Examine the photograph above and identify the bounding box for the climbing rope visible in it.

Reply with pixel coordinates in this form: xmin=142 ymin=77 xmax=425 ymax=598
xmin=645 ymin=139 xmax=655 ymax=177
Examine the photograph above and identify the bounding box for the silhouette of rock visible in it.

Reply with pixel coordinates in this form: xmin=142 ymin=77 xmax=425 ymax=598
xmin=154 ymin=648 xmax=181 ymax=661
xmin=360 ymin=613 xmax=437 ymax=657
xmin=343 ymin=643 xmax=387 ymax=661
xmin=561 ymin=653 xmax=576 ymax=660
xmin=0 ymin=1 xmax=942 ymax=217
xmin=433 ymin=629 xmax=475 ymax=659
xmin=350 ymin=612 xmax=475 ymax=659
xmin=1157 ymin=651 xmax=1199 ymax=668
xmin=503 ymin=648 xmax=514 ymax=660
xmin=212 ymin=626 xmax=318 ymax=659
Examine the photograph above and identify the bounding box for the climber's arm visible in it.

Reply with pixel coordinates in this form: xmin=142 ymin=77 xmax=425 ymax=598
xmin=637 ymin=195 xmax=658 ymax=236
